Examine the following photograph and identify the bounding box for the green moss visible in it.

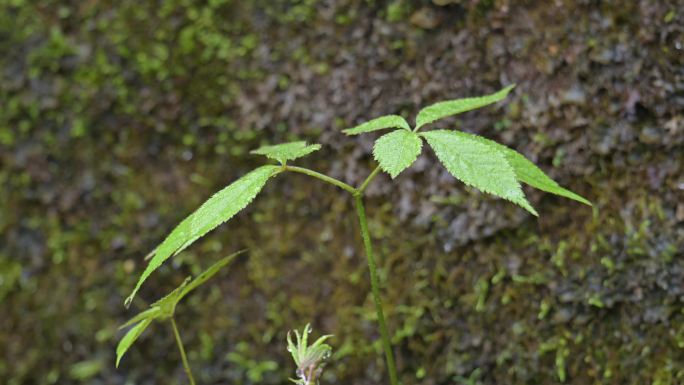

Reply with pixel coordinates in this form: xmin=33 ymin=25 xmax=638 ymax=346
xmin=1 ymin=0 xmax=681 ymax=384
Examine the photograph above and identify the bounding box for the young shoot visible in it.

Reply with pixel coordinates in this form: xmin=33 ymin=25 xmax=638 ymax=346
xmin=120 ymin=84 xmax=591 ymax=385
xmin=287 ymin=324 xmax=333 ymax=385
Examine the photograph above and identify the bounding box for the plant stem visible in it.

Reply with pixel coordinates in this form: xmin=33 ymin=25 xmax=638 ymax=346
xmin=171 ymin=318 xmax=197 ymax=385
xmin=353 ymin=195 xmax=399 ymax=385
xmin=283 ymin=164 xmax=399 ymax=384
xmin=357 ymin=165 xmax=381 ymax=194
xmin=284 ymin=165 xmax=357 ymax=194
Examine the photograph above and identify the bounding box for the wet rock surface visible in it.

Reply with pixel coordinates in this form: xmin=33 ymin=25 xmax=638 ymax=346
xmin=1 ymin=1 xmax=683 ymax=384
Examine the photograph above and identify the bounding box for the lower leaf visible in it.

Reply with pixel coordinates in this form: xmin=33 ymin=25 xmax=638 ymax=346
xmin=125 ymin=166 xmax=280 ymax=307
xmin=116 ymin=318 xmax=152 ymax=367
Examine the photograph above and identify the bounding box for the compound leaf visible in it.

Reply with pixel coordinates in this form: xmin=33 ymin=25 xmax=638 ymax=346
xmin=342 ymin=115 xmax=410 ymax=135
xmin=415 ymin=85 xmax=515 ymax=129
xmin=116 ymin=318 xmax=152 ymax=367
xmin=421 ymin=130 xmax=537 ymax=215
xmin=459 ymin=132 xmax=592 ymax=206
xmin=373 ymin=129 xmax=422 ymax=178
xmin=251 ymin=141 xmax=321 ymax=164
xmin=125 ymin=166 xmax=280 ymax=307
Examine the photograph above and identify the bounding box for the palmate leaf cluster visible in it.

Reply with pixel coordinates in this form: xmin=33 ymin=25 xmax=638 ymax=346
xmin=116 ymin=251 xmax=243 ymax=367
xmin=344 ymin=84 xmax=591 ymax=215
xmin=121 ymin=84 xmax=590 ymax=319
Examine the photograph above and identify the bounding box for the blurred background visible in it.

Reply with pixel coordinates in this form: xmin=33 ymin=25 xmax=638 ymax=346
xmin=1 ymin=0 xmax=683 ymax=384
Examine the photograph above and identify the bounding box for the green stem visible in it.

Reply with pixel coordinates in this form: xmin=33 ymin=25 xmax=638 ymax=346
xmin=283 ymin=164 xmax=398 ymax=384
xmin=284 ymin=165 xmax=357 ymax=194
xmin=171 ymin=318 xmax=197 ymax=385
xmin=353 ymin=195 xmax=399 ymax=385
xmin=357 ymin=165 xmax=382 ymax=194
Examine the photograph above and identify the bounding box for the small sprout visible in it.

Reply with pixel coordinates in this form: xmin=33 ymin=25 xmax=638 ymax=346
xmin=287 ymin=324 xmax=333 ymax=385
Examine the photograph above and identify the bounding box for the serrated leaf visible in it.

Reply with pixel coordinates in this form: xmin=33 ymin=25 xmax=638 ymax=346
xmin=421 ymin=130 xmax=537 ymax=215
xmin=116 ymin=318 xmax=152 ymax=367
xmin=125 ymin=166 xmax=280 ymax=307
xmin=506 ymin=150 xmax=591 ymax=205
xmin=342 ymin=115 xmax=410 ymax=135
xmin=372 ymin=130 xmax=422 ymax=178
xmin=458 ymin=132 xmax=592 ymax=206
xmin=251 ymin=141 xmax=321 ymax=164
xmin=117 ymin=251 xmax=242 ymax=366
xmin=415 ymin=85 xmax=515 ymax=129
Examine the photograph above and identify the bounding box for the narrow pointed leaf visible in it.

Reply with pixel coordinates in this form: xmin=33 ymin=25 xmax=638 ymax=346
xmin=373 ymin=129 xmax=423 ymax=178
xmin=116 ymin=318 xmax=152 ymax=367
xmin=310 ymin=334 xmax=334 ymax=350
xmin=297 ymin=327 xmax=305 ymax=363
xmin=421 ymin=130 xmax=537 ymax=215
xmin=178 ymin=250 xmax=244 ymax=301
xmin=125 ymin=165 xmax=280 ymax=307
xmin=342 ymin=115 xmax=410 ymax=135
xmin=301 ymin=324 xmax=310 ymax=354
xmin=119 ymin=307 xmax=162 ymax=330
xmin=505 ymin=150 xmax=591 ymax=205
xmin=457 ymin=132 xmax=592 ymax=205
xmin=251 ymin=141 xmax=321 ymax=164
xmin=415 ymin=85 xmax=515 ymax=129
xmin=287 ymin=332 xmax=299 ymax=366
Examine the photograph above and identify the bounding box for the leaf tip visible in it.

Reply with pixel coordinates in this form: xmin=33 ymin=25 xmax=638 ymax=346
xmin=574 ymin=194 xmax=593 ymax=207
xmin=124 ymin=295 xmax=134 ymax=309
xmin=115 ymin=352 xmax=127 ymax=368
xmin=558 ymin=188 xmax=592 ymax=207
xmin=518 ymin=196 xmax=538 ymax=217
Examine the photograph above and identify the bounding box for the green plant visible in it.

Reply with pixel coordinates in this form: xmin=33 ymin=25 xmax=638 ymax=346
xmin=117 ymin=251 xmax=244 ymax=384
xmin=287 ymin=324 xmax=333 ymax=385
xmin=121 ymin=84 xmax=590 ymax=384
